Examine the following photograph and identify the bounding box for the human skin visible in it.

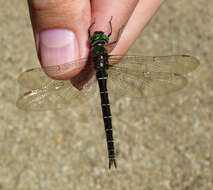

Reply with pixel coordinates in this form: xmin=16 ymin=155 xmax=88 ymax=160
xmin=28 ymin=0 xmax=164 ymax=86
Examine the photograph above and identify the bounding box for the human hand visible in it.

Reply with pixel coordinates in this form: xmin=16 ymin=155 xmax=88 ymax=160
xmin=28 ymin=0 xmax=163 ymax=82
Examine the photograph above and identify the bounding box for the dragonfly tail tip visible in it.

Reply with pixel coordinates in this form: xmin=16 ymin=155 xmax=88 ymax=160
xmin=109 ymin=158 xmax=117 ymax=169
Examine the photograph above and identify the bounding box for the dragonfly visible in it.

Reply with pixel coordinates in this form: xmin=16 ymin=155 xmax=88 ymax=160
xmin=16 ymin=18 xmax=200 ymax=169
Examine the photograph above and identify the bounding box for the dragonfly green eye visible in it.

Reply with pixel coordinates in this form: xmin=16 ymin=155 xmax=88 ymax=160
xmin=90 ymin=34 xmax=100 ymax=42
xmin=90 ymin=33 xmax=109 ymax=43
xmin=102 ymin=34 xmax=109 ymax=42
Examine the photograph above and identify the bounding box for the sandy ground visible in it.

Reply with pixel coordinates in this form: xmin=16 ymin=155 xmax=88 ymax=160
xmin=0 ymin=0 xmax=213 ymax=189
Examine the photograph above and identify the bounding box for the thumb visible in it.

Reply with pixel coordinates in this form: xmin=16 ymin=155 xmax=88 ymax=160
xmin=28 ymin=0 xmax=91 ymax=79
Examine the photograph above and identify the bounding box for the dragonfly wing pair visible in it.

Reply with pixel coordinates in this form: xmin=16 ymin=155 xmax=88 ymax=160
xmin=16 ymin=60 xmax=98 ymax=111
xmin=16 ymin=55 xmax=199 ymax=111
xmin=107 ymin=55 xmax=199 ymax=98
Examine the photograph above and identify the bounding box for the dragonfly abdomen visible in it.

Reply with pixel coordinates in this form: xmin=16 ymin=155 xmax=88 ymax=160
xmin=96 ymin=71 xmax=117 ymax=169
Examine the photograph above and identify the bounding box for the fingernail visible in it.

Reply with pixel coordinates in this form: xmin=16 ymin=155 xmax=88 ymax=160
xmin=39 ymin=29 xmax=80 ymax=76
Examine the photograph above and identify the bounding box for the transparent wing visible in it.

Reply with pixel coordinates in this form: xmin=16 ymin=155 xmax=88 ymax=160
xmin=16 ymin=81 xmax=97 ymax=111
xmin=108 ymin=70 xmax=188 ymax=98
xmin=107 ymin=54 xmax=199 ymax=98
xmin=108 ymin=54 xmax=200 ymax=75
xmin=17 ymin=58 xmax=88 ymax=89
xmin=17 ymin=67 xmax=70 ymax=91
xmin=16 ymin=61 xmax=98 ymax=111
xmin=17 ymin=80 xmax=97 ymax=111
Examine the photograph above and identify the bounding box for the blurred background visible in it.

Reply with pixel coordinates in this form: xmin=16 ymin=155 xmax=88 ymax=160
xmin=0 ymin=0 xmax=212 ymax=189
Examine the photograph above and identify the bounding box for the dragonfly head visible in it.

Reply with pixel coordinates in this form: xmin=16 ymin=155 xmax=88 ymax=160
xmin=90 ymin=31 xmax=109 ymax=46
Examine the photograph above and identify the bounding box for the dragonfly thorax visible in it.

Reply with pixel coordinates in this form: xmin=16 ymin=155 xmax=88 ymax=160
xmin=91 ymin=44 xmax=109 ymax=71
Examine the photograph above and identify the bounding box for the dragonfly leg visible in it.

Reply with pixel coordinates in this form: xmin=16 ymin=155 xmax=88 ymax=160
xmin=107 ymin=16 xmax=113 ymax=37
xmin=88 ymin=18 xmax=96 ymax=38
xmin=106 ymin=25 xmax=124 ymax=46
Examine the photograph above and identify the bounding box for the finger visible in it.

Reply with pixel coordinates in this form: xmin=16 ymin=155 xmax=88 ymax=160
xmin=71 ymin=0 xmax=138 ymax=89
xmin=28 ymin=0 xmax=91 ymax=79
xmin=112 ymin=0 xmax=164 ymax=55
xmin=89 ymin=0 xmax=139 ymax=43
